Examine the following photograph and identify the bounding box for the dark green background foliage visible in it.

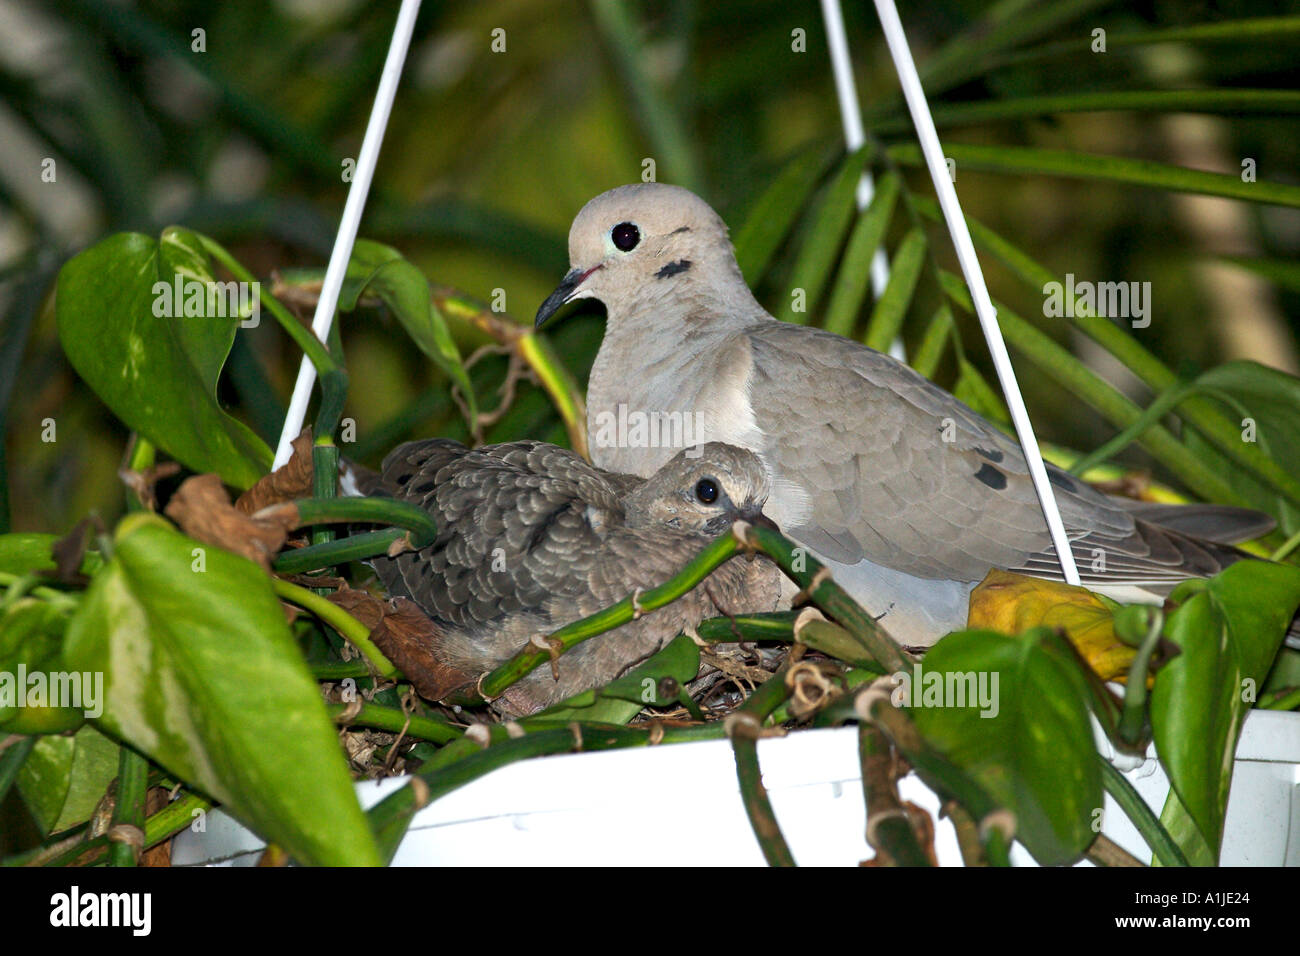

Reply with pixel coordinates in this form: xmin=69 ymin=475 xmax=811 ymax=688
xmin=4 ymin=0 xmax=1300 ymax=535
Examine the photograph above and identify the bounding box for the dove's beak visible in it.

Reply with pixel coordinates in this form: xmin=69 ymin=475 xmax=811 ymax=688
xmin=741 ymin=507 xmax=780 ymax=533
xmin=535 ymin=265 xmax=601 ymax=328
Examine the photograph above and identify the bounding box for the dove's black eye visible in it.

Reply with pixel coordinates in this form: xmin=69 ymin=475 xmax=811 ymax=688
xmin=611 ymin=222 xmax=640 ymax=252
xmin=694 ymin=478 xmax=719 ymax=505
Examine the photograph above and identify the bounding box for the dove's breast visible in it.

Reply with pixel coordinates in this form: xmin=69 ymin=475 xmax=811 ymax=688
xmin=588 ymin=325 xmax=762 ymax=473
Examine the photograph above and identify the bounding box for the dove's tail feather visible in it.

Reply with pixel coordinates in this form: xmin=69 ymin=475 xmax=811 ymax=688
xmin=1015 ymin=516 xmax=1253 ymax=589
xmin=1015 ymin=513 xmax=1300 ymax=651
xmin=1114 ymin=500 xmax=1276 ymax=544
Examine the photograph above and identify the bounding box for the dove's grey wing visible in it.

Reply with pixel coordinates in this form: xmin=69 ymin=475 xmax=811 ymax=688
xmin=740 ymin=322 xmax=1241 ymax=586
xmin=373 ymin=439 xmax=626 ymax=629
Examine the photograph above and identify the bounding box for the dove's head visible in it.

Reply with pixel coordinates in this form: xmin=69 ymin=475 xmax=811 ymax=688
xmin=623 ymin=442 xmax=777 ymax=537
xmin=534 ymin=184 xmax=756 ymax=329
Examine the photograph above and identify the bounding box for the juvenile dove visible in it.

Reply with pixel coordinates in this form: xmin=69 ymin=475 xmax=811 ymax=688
xmin=352 ymin=439 xmax=782 ymax=715
xmin=535 ymin=183 xmax=1279 ymax=647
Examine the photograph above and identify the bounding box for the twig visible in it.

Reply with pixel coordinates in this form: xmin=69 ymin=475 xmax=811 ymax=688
xmin=1087 ymin=833 xmax=1145 ymax=868
xmin=434 ymin=288 xmax=589 ymax=460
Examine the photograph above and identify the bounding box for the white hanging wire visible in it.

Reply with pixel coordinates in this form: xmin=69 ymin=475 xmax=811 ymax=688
xmin=819 ymin=0 xmax=890 ymax=299
xmin=272 ymin=0 xmax=424 ymax=469
xmin=869 ymin=0 xmax=1081 ymax=584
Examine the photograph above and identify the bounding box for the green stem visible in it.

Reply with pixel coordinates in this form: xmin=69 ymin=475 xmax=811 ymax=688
xmin=1068 ymin=380 xmax=1195 ymax=476
xmin=517 ymin=333 xmax=589 ymax=460
xmin=144 ymin=791 xmax=214 ymax=848
xmin=857 ymin=685 xmax=1013 ymax=866
xmin=797 ymin=617 xmax=887 ymax=671
xmin=11 ymin=791 xmax=214 ymax=868
xmin=1099 ymin=756 xmax=1188 ymax=867
xmin=694 ymin=611 xmax=799 ymax=643
xmin=460 ymin=522 xmax=909 ymax=706
xmin=1270 ymin=528 xmax=1300 ymax=564
xmin=124 ymin=435 xmax=155 ymax=513
xmin=730 ymin=724 xmax=795 ymax=866
xmin=107 ymin=747 xmax=149 ymax=867
xmin=0 ymin=736 xmax=34 ymax=807
xmin=309 ymin=660 xmax=375 ymax=680
xmin=327 ymin=701 xmax=461 ymax=745
xmin=0 ymin=572 xmax=37 ymax=612
xmin=744 ymin=524 xmax=910 ymax=675
xmin=311 ymin=440 xmax=339 ymax=551
xmin=467 ymin=533 xmax=746 ymax=702
xmin=291 ymin=496 xmax=438 ymax=544
xmin=434 ymin=289 xmax=589 ymax=458
xmin=1117 ymin=609 xmax=1164 ymax=747
xmin=1261 ymin=686 xmax=1300 ymax=711
xmin=728 ymin=668 xmax=797 ymax=866
xmin=274 ymin=529 xmax=412 ymax=575
xmin=271 ymin=578 xmax=397 ymax=678
xmin=0 ymin=573 xmax=79 ymax=611
xmin=859 ymin=723 xmax=932 ymax=866
xmin=738 ymin=667 xmax=795 ymax=723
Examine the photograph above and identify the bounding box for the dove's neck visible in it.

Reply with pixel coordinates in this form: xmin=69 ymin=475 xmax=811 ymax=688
xmin=588 ymin=268 xmax=771 ymax=476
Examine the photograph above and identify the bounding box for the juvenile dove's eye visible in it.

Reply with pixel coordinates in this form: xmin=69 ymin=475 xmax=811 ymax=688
xmin=694 ymin=478 xmax=719 ymax=504
xmin=612 ymin=222 xmax=640 ymax=252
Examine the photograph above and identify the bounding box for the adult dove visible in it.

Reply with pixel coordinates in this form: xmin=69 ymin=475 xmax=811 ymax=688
xmin=535 ymin=183 xmax=1278 ymax=647
xmin=352 ymin=439 xmax=782 ymax=715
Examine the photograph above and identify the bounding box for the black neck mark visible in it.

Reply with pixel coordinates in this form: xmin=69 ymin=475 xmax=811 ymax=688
xmin=655 ymin=259 xmax=692 ymax=279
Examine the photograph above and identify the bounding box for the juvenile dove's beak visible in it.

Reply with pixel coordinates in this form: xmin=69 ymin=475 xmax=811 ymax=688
xmin=535 ymin=265 xmax=600 ymax=328
xmin=742 ymin=508 xmax=780 ymax=533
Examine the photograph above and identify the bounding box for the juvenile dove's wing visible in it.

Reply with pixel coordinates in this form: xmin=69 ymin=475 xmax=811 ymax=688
xmin=374 ymin=439 xmax=626 ymax=628
xmin=739 ymin=322 xmax=1245 ymax=585
xmin=367 ymin=438 xmax=783 ymax=713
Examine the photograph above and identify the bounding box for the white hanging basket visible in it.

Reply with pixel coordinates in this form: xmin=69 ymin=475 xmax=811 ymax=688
xmin=172 ymin=708 xmax=1300 ymax=867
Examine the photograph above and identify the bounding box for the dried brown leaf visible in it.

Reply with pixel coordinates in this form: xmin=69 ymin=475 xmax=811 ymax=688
xmin=50 ymin=516 xmax=97 ymax=585
xmin=326 ymin=589 xmax=475 ymax=701
xmin=164 ymin=473 xmax=298 ymax=573
xmin=235 ymin=427 xmax=314 ymax=515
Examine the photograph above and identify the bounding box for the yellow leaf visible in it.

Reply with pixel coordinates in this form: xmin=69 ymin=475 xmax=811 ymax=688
xmin=968 ymin=570 xmax=1135 ymax=680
